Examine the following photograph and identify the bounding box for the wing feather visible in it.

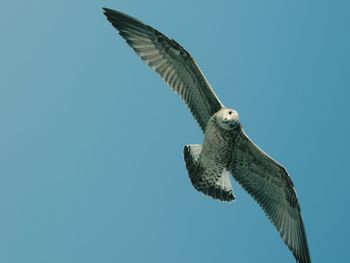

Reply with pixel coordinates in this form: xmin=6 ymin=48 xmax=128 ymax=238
xmin=231 ymin=130 xmax=311 ymax=263
xmin=103 ymin=8 xmax=223 ymax=131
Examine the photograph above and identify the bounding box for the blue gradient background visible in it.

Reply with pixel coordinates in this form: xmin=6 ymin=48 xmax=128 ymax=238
xmin=1 ymin=1 xmax=349 ymax=262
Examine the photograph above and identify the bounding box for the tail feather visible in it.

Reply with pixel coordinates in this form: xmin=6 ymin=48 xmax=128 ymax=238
xmin=184 ymin=144 xmax=235 ymax=202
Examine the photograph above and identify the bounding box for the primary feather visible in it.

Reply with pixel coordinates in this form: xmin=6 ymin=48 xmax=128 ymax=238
xmin=103 ymin=8 xmax=223 ymax=131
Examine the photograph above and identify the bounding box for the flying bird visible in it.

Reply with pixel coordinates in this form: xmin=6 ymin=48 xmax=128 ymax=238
xmin=103 ymin=8 xmax=311 ymax=263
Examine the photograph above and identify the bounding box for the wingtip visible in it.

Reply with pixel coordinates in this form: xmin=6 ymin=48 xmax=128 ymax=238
xmin=102 ymin=7 xmax=121 ymax=18
xmin=102 ymin=7 xmax=112 ymax=13
xmin=102 ymin=7 xmax=118 ymax=17
xmin=102 ymin=7 xmax=111 ymax=19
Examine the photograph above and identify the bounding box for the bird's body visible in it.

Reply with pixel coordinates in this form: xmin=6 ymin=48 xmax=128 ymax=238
xmin=103 ymin=8 xmax=311 ymax=263
xmin=185 ymin=109 xmax=238 ymax=201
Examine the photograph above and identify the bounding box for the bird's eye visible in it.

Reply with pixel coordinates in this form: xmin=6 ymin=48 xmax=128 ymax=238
xmin=228 ymin=111 xmax=232 ymax=115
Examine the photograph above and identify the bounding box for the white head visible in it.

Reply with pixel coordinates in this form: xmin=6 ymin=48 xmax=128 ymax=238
xmin=215 ymin=108 xmax=240 ymax=130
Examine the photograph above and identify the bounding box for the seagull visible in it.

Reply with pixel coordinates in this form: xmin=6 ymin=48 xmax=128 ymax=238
xmin=103 ymin=7 xmax=311 ymax=263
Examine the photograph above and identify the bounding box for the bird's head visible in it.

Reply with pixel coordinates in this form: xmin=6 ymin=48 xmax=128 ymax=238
xmin=215 ymin=108 xmax=240 ymax=131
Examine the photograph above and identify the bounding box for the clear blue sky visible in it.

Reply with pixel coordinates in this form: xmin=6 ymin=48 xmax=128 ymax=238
xmin=1 ymin=1 xmax=349 ymax=262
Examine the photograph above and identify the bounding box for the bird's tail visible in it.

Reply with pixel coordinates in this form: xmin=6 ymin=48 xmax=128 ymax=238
xmin=183 ymin=144 xmax=235 ymax=202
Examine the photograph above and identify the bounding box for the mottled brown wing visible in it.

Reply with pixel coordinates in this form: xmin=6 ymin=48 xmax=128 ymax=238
xmin=103 ymin=8 xmax=224 ymax=131
xmin=231 ymin=129 xmax=311 ymax=263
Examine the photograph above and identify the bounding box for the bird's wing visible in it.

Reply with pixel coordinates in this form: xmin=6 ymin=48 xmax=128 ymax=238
xmin=231 ymin=129 xmax=311 ymax=263
xmin=103 ymin=8 xmax=224 ymax=131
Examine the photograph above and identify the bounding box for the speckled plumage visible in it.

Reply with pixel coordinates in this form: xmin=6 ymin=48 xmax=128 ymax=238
xmin=185 ymin=114 xmax=238 ymax=202
xmin=103 ymin=8 xmax=311 ymax=263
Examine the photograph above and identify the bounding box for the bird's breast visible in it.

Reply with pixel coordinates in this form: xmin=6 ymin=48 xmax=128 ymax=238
xmin=200 ymin=120 xmax=234 ymax=166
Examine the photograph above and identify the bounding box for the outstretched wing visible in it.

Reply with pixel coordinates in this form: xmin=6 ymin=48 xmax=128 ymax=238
xmin=103 ymin=8 xmax=224 ymax=131
xmin=231 ymin=130 xmax=311 ymax=263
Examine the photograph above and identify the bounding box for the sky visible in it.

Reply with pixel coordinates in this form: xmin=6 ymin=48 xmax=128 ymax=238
xmin=0 ymin=0 xmax=349 ymax=262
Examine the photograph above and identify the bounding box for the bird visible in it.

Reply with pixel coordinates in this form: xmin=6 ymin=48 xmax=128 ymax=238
xmin=102 ymin=7 xmax=311 ymax=263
